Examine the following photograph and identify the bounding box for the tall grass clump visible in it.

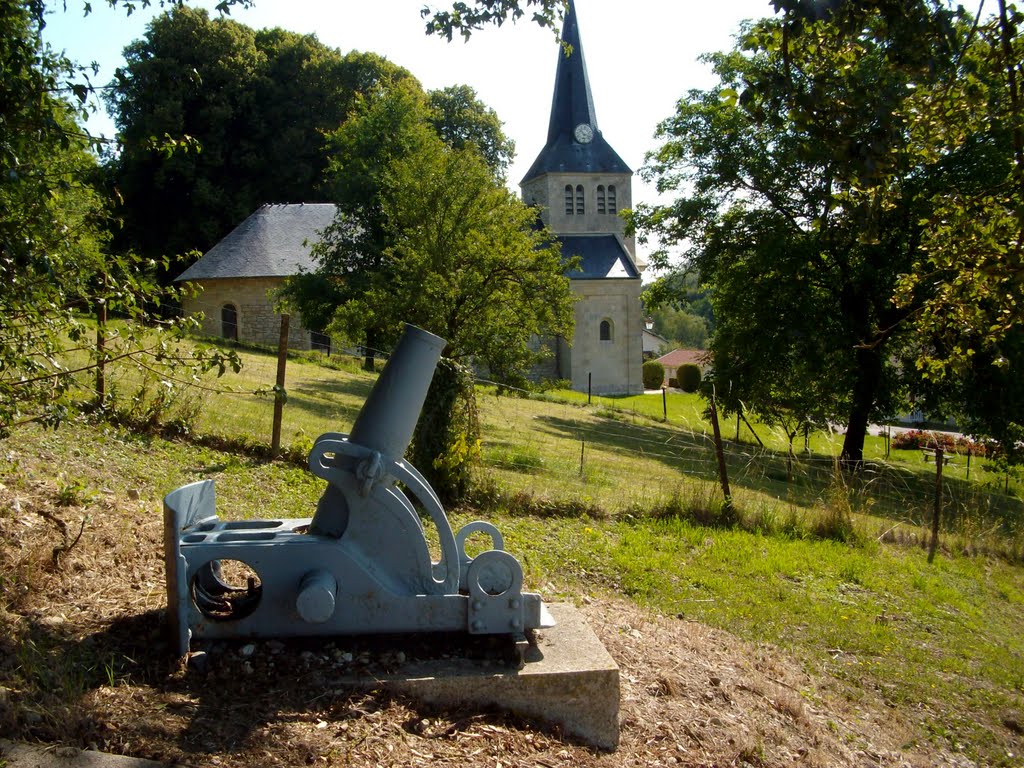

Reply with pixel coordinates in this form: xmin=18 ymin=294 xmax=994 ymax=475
xmin=812 ymin=466 xmax=864 ymax=544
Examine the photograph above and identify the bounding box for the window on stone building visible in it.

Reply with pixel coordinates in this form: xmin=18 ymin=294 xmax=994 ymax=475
xmin=607 ymin=185 xmax=617 ymax=213
xmin=221 ymin=303 xmax=238 ymax=341
xmin=564 ymin=185 xmax=574 ymax=215
xmin=597 ymin=185 xmax=606 ymax=214
xmin=599 ymin=318 xmax=613 ymax=341
xmin=576 ymin=185 xmax=585 ymax=215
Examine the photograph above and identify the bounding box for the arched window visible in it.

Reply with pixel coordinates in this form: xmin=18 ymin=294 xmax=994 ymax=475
xmin=575 ymin=185 xmax=585 ymax=215
xmin=599 ymin=319 xmax=613 ymax=341
xmin=221 ymin=303 xmax=238 ymax=341
xmin=564 ymin=185 xmax=574 ymax=215
xmin=597 ymin=185 xmax=606 ymax=214
xmin=607 ymin=185 xmax=617 ymax=214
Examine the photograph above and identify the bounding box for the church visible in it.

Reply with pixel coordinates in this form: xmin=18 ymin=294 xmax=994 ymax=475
xmin=521 ymin=2 xmax=645 ymax=395
xmin=177 ymin=2 xmax=644 ymax=394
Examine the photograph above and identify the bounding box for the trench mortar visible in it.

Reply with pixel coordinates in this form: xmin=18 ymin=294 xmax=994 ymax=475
xmin=164 ymin=324 xmax=552 ymax=655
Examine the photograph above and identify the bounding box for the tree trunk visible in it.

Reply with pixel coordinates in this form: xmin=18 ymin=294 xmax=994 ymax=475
xmin=362 ymin=328 xmax=376 ymax=372
xmin=840 ymin=346 xmax=883 ymax=469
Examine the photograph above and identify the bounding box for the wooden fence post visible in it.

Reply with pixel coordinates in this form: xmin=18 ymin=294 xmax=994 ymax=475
xmin=95 ymin=299 xmax=107 ymax=405
xmin=271 ymin=314 xmax=290 ymax=457
xmin=709 ymin=393 xmax=733 ymax=513
xmin=928 ymin=447 xmax=943 ymax=563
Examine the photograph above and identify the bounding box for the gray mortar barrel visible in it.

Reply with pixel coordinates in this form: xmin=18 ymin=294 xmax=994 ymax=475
xmin=349 ymin=324 xmax=446 ymax=461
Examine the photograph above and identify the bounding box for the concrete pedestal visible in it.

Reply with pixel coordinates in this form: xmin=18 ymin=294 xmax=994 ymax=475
xmin=342 ymin=602 xmax=620 ymax=749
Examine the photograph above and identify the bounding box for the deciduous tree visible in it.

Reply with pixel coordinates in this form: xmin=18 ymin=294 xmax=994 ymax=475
xmin=106 ymin=6 xmax=413 ymax=265
xmin=0 ymin=0 xmax=238 ymax=437
xmin=631 ymin=1 xmax=998 ymax=465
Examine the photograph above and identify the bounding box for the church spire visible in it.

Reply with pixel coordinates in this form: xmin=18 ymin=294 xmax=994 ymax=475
xmin=521 ymin=0 xmax=631 ymax=183
xmin=545 ymin=0 xmax=597 ymax=143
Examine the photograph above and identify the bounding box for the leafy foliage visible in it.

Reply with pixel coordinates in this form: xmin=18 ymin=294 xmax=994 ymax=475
xmin=0 ymin=0 xmax=239 ymax=437
xmin=410 ymin=358 xmax=480 ymax=503
xmin=422 ymin=0 xmax=564 ymax=41
xmin=427 ymin=84 xmax=516 ymax=179
xmin=632 ymin=1 xmax=1023 ymax=464
xmin=642 ymin=361 xmax=665 ymax=390
xmin=677 ymin=363 xmax=702 ymax=394
xmin=106 ymin=6 xmax=414 ymax=266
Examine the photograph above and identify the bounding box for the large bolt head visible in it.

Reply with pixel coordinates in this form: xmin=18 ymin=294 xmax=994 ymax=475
xmin=296 ymin=570 xmax=337 ymax=624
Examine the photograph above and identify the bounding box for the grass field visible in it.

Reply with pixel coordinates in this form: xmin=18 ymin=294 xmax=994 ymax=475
xmin=104 ymin=340 xmax=1021 ymax=555
xmin=4 ymin=337 xmax=1019 ymax=764
xmin=1 ymin=415 xmax=1022 ymax=764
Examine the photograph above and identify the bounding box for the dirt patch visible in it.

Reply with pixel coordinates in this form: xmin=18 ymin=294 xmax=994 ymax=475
xmin=0 ymin=477 xmax=973 ymax=767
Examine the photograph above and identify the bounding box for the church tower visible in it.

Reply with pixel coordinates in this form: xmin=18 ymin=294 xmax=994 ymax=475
xmin=521 ymin=0 xmax=643 ymax=394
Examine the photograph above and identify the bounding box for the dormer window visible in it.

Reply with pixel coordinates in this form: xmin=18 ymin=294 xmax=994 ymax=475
xmin=607 ymin=185 xmax=617 ymax=214
xmin=576 ymin=185 xmax=585 ymax=215
xmin=597 ymin=185 xmax=606 ymax=214
xmin=564 ymin=185 xmax=574 ymax=215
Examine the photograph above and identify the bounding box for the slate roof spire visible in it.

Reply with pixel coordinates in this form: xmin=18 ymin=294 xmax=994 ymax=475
xmin=521 ymin=0 xmax=631 ymax=183
xmin=546 ymin=0 xmax=597 ymax=143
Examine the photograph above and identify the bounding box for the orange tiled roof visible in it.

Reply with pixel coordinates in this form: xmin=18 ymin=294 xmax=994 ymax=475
xmin=656 ymin=348 xmax=708 ymax=368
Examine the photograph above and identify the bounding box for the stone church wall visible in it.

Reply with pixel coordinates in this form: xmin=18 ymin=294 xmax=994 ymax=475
xmin=181 ymin=277 xmax=313 ymax=350
xmin=567 ymin=278 xmax=644 ymax=395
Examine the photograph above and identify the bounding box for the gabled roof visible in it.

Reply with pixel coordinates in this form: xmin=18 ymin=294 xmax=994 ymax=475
xmin=521 ymin=1 xmax=631 ymax=183
xmin=657 ymin=348 xmax=710 ymax=368
xmin=559 ymin=234 xmax=640 ymax=280
xmin=642 ymin=328 xmax=669 ymax=353
xmin=175 ymin=203 xmax=337 ymax=282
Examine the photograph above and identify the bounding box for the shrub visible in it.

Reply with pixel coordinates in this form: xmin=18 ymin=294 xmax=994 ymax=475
xmin=890 ymin=428 xmax=990 ymax=456
xmin=678 ymin=363 xmax=702 ymax=393
xmin=642 ymin=360 xmax=665 ymax=389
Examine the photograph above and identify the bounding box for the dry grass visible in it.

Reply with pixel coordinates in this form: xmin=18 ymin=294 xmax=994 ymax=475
xmin=0 ymin=460 xmax=971 ymax=768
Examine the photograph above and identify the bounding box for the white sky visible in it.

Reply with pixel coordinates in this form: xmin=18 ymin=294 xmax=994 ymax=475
xmin=42 ymin=0 xmax=774 ymax=264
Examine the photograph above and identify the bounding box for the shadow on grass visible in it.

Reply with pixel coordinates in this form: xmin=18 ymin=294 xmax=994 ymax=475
xmin=532 ymin=414 xmax=1023 ymax=533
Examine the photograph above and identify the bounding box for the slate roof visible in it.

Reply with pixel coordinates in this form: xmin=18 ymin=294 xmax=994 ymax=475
xmin=521 ymin=0 xmax=631 ymax=183
xmin=175 ymin=203 xmax=337 ymax=282
xmin=559 ymin=234 xmax=640 ymax=280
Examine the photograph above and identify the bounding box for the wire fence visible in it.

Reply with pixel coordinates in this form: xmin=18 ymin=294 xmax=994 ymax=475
xmin=93 ymin=327 xmax=1023 ymax=545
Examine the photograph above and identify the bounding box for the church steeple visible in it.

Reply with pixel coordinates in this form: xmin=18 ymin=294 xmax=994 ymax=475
xmin=521 ymin=0 xmax=631 ymax=183
xmin=545 ymin=0 xmax=597 ymax=143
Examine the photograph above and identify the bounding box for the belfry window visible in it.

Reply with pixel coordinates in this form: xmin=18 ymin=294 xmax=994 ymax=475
xmin=575 ymin=185 xmax=585 ymax=215
xmin=607 ymin=185 xmax=617 ymax=214
xmin=599 ymin=319 xmax=613 ymax=341
xmin=221 ymin=303 xmax=238 ymax=341
xmin=597 ymin=185 xmax=606 ymax=214
xmin=564 ymin=185 xmax=574 ymax=215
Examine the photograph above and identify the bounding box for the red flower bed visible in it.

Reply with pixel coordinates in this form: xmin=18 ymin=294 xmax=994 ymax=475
xmin=890 ymin=429 xmax=992 ymax=456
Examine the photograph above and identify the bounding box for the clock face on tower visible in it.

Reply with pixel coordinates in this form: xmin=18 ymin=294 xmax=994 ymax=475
xmin=574 ymin=123 xmax=594 ymax=144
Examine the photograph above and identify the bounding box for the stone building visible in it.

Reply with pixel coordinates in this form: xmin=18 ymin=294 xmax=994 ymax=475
xmin=175 ymin=203 xmax=335 ymax=351
xmin=521 ymin=1 xmax=644 ymax=394
xmin=177 ymin=1 xmax=644 ymax=392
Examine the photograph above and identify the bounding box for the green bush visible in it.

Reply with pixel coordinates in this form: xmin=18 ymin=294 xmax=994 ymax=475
xmin=642 ymin=360 xmax=665 ymax=389
xmin=678 ymin=363 xmax=702 ymax=393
